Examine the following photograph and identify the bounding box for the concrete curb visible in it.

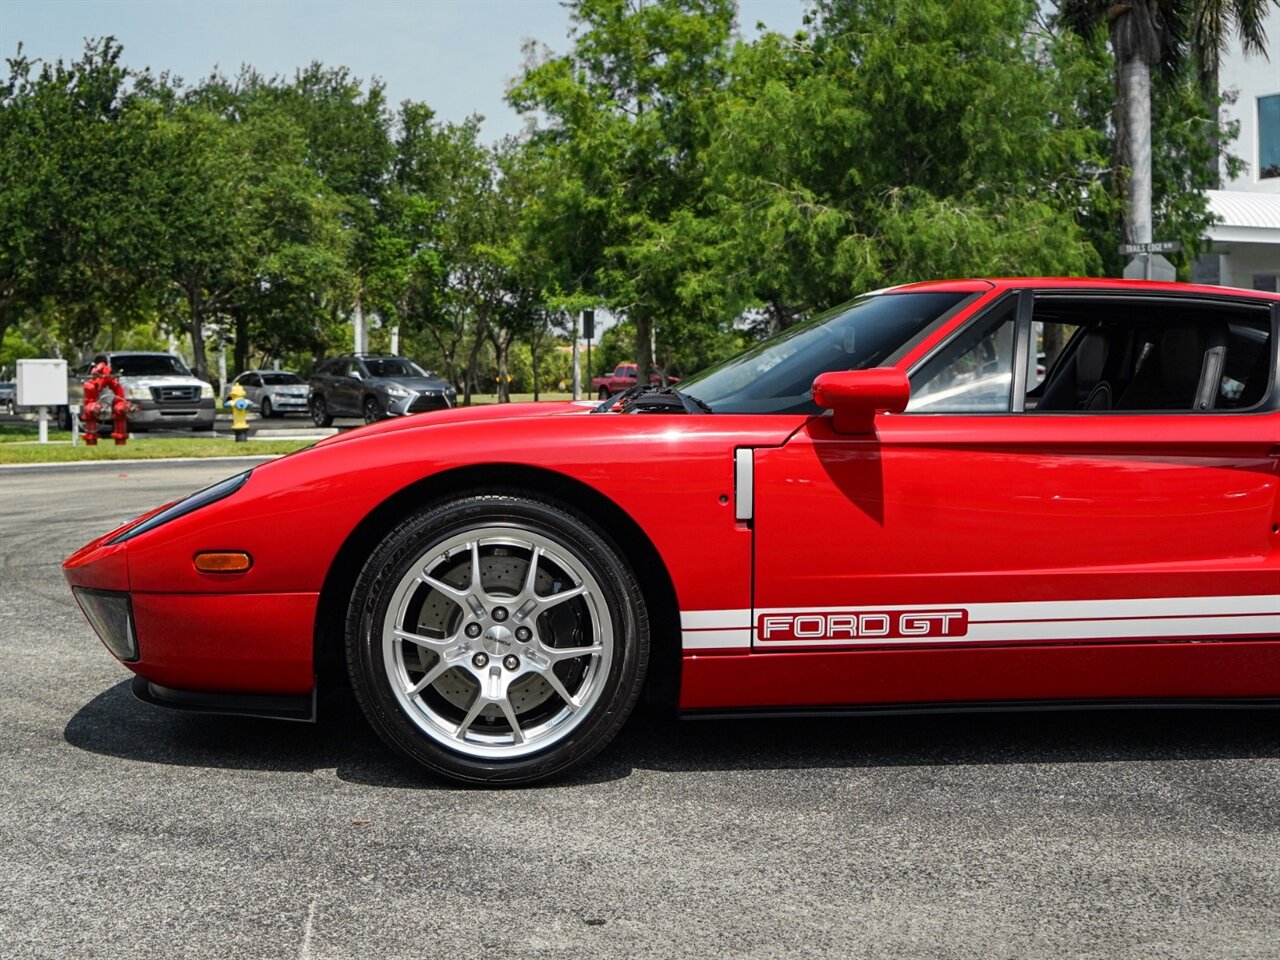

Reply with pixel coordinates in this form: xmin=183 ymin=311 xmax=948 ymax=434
xmin=0 ymin=454 xmax=286 ymax=473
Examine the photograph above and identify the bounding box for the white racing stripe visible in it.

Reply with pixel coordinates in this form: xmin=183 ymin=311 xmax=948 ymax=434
xmin=680 ymin=594 xmax=1280 ymax=652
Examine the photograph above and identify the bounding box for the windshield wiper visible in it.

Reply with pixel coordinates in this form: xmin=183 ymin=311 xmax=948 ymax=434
xmin=595 ymin=383 xmax=713 ymax=415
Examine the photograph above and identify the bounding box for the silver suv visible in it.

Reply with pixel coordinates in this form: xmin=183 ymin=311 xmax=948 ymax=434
xmin=56 ymin=352 xmax=216 ymax=432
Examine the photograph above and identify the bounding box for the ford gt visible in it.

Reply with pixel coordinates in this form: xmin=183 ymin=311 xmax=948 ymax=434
xmin=64 ymin=278 xmax=1280 ymax=784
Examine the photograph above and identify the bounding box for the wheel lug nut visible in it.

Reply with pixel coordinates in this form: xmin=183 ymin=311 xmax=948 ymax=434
xmin=515 ymin=626 xmax=532 ymax=642
xmin=472 ymin=653 xmax=488 ymax=668
xmin=503 ymin=655 xmax=520 ymax=671
xmin=492 ymin=607 xmax=509 ymax=622
xmin=465 ymin=623 xmax=482 ymax=638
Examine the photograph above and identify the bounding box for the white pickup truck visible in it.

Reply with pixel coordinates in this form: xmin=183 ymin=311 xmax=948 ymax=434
xmin=54 ymin=351 xmax=216 ymax=432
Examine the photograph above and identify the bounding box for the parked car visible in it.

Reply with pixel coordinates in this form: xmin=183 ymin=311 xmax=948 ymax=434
xmin=308 ymin=354 xmax=456 ymax=426
xmin=55 ymin=352 xmax=215 ymax=432
xmin=65 ymin=278 xmax=1280 ymax=787
xmin=592 ymin=362 xmax=678 ymax=399
xmin=0 ymin=382 xmax=15 ymax=415
xmin=224 ymin=370 xmax=310 ymax=418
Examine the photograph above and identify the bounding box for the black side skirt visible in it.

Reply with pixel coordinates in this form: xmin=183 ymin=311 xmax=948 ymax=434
xmin=131 ymin=675 xmax=316 ymax=722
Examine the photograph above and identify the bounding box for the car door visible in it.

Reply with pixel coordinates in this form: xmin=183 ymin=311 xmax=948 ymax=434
xmin=330 ymin=361 xmax=363 ymax=415
xmin=749 ymin=288 xmax=1280 ymax=707
xmin=241 ymin=373 xmax=263 ymax=406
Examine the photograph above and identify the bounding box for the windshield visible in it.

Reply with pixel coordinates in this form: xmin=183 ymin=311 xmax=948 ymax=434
xmin=111 ymin=355 xmax=192 ymax=377
xmin=364 ymin=358 xmax=428 ymax=378
xmin=260 ymin=372 xmax=303 ymax=385
xmin=678 ymin=292 xmax=970 ymax=414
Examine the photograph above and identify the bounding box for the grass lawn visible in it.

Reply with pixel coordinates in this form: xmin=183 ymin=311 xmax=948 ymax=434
xmin=0 ymin=394 xmax=579 ymax=464
xmin=0 ymin=427 xmax=311 ymax=465
xmin=467 ymin=392 xmax=576 ymax=404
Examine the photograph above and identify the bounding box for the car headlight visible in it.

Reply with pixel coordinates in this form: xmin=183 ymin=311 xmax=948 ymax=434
xmin=125 ymin=384 xmax=151 ymax=400
xmin=200 ymin=383 xmax=214 ymax=398
xmin=73 ymin=588 xmax=138 ymax=661
xmin=384 ymin=386 xmax=410 ymax=398
xmin=107 ymin=470 xmax=252 ymax=544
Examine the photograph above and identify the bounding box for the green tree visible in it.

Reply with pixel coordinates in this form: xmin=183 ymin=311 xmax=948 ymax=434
xmin=511 ymin=0 xmax=738 ymax=379
xmin=0 ymin=38 xmax=162 ymax=350
xmin=1058 ymin=0 xmax=1276 ymax=247
xmin=697 ymin=0 xmax=1108 ymax=330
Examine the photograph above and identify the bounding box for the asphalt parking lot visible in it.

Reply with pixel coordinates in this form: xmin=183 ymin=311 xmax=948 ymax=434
xmin=1 ymin=460 xmax=1277 ymax=960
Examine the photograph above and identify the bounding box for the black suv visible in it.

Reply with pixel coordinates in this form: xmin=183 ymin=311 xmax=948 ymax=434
xmin=309 ymin=354 xmax=456 ymax=426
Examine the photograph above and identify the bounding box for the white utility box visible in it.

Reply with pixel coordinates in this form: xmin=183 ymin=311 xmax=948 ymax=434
xmin=16 ymin=359 xmax=69 ymax=407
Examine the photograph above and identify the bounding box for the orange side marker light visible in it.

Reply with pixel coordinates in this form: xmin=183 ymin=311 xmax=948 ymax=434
xmin=194 ymin=551 xmax=253 ymax=573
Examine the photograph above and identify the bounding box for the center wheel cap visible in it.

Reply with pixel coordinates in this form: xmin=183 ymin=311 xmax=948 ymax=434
xmin=481 ymin=624 xmax=515 ymax=656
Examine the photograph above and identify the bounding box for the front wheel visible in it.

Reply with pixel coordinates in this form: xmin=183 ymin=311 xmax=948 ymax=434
xmin=363 ymin=396 xmax=382 ymax=424
xmin=311 ymin=396 xmax=333 ymax=427
xmin=261 ymin=397 xmax=274 ymax=418
xmin=598 ymin=387 xmax=610 ymax=400
xmin=346 ymin=494 xmax=649 ymax=785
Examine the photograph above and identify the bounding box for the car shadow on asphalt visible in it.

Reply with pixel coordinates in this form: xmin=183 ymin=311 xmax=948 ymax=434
xmin=64 ymin=679 xmax=1280 ymax=790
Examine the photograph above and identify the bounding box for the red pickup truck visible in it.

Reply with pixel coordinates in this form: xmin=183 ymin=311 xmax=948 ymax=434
xmin=592 ymin=363 xmax=679 ymax=399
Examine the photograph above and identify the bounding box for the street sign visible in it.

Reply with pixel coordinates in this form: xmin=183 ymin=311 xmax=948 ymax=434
xmin=582 ymin=309 xmax=595 ymax=340
xmin=1122 ymin=253 xmax=1177 ymax=282
xmin=1118 ymin=240 xmax=1182 ymax=255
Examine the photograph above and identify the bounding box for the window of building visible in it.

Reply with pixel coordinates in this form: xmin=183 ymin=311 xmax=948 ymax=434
xmin=1260 ymin=94 xmax=1280 ymax=180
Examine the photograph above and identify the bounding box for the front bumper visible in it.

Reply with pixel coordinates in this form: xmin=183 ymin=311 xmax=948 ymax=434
xmin=64 ymin=532 xmax=316 ymax=697
xmin=264 ymin=393 xmax=310 ymax=412
xmin=385 ymin=392 xmax=455 ymax=417
xmin=84 ymin=397 xmax=217 ymax=427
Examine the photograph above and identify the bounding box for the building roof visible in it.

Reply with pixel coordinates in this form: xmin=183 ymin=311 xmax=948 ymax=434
xmin=1205 ymin=189 xmax=1280 ymax=244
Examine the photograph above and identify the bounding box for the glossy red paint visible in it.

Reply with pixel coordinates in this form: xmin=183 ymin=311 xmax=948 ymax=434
xmin=130 ymin=592 xmax=316 ymax=693
xmin=680 ymin=641 xmax=1280 ymax=711
xmin=63 ymin=278 xmax=1280 ymax=716
xmin=811 ymin=368 xmax=911 ymax=434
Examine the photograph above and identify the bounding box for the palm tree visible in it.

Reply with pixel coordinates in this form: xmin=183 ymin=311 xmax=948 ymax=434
xmin=1059 ymin=0 xmax=1275 ymax=245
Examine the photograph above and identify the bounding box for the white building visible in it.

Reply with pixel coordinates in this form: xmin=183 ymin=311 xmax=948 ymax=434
xmin=1198 ymin=7 xmax=1280 ymax=291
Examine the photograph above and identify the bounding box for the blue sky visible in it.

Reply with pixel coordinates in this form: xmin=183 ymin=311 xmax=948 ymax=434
xmin=0 ymin=0 xmax=808 ymax=140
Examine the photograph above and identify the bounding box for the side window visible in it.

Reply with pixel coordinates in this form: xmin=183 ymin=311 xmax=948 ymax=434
xmin=907 ymin=301 xmax=1017 ymax=413
xmin=243 ymin=374 xmax=261 ymax=388
xmin=1030 ymin=296 xmax=1273 ymax=413
xmin=1220 ymin=321 xmax=1274 ymax=409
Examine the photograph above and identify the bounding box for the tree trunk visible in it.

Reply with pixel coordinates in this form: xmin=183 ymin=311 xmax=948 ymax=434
xmin=232 ymin=306 xmax=249 ymax=376
xmin=634 ymin=312 xmax=653 ymax=389
xmin=490 ymin=330 xmax=512 ymax=403
xmin=1120 ymin=55 xmax=1153 ymax=245
xmin=463 ymin=324 xmax=485 ymax=406
xmin=187 ymin=289 xmax=208 ymax=382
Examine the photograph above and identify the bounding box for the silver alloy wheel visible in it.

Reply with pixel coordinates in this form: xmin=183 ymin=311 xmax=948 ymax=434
xmin=381 ymin=526 xmax=614 ymax=760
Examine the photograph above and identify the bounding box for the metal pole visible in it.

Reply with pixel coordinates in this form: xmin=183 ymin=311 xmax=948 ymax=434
xmin=571 ymin=314 xmax=582 ymax=401
xmin=37 ymin=406 xmax=48 ymax=443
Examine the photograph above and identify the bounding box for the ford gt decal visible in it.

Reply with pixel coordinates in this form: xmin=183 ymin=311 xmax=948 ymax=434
xmin=680 ymin=595 xmax=1280 ymax=652
xmin=759 ymin=610 xmax=968 ymax=642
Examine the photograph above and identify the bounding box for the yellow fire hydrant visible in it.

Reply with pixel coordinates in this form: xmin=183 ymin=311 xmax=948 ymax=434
xmin=229 ymin=382 xmax=251 ymax=443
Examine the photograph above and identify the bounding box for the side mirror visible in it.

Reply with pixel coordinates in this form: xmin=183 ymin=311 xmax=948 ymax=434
xmin=812 ymin=368 xmax=910 ymax=435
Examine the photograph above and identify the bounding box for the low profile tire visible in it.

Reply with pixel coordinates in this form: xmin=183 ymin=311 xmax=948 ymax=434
xmin=261 ymin=397 xmax=274 ymax=418
xmin=311 ymin=396 xmax=333 ymax=427
xmin=363 ymin=396 xmax=382 ymax=424
xmin=597 ymin=387 xmax=610 ymax=400
xmin=346 ymin=493 xmax=649 ymax=785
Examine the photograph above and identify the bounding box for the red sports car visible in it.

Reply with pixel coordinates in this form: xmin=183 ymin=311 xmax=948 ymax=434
xmin=65 ymin=279 xmax=1280 ymax=784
